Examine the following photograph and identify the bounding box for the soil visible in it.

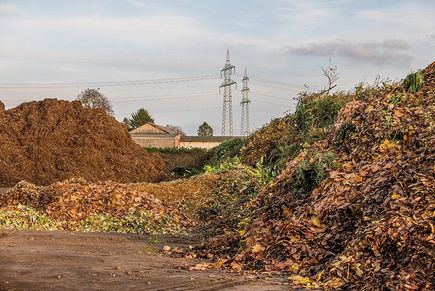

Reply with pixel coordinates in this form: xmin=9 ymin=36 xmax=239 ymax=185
xmin=0 ymin=99 xmax=167 ymax=187
xmin=0 ymin=230 xmax=286 ymax=291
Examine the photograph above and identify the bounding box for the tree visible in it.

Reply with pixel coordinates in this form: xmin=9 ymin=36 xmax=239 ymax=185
xmin=320 ymin=59 xmax=339 ymax=95
xmin=166 ymin=125 xmax=186 ymax=136
xmin=197 ymin=122 xmax=213 ymax=136
xmin=123 ymin=108 xmax=154 ymax=131
xmin=77 ymin=88 xmax=114 ymax=115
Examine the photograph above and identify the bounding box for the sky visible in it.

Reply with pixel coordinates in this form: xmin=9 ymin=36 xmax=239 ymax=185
xmin=0 ymin=0 xmax=434 ymax=135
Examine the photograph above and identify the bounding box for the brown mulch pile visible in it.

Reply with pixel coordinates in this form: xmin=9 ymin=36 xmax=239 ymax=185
xmin=0 ymin=99 xmax=167 ymax=186
xmin=195 ymin=62 xmax=435 ymax=289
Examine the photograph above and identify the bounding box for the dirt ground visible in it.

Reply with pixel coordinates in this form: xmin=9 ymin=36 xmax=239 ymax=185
xmin=0 ymin=230 xmax=287 ymax=291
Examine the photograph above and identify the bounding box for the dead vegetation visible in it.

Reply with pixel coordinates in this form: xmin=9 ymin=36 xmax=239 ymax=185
xmin=0 ymin=62 xmax=434 ymax=289
xmin=192 ymin=61 xmax=435 ymax=289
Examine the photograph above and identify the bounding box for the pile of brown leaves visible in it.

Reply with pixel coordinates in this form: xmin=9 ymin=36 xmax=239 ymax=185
xmin=132 ymin=173 xmax=220 ymax=221
xmin=195 ymin=62 xmax=435 ymax=289
xmin=0 ymin=178 xmax=189 ymax=233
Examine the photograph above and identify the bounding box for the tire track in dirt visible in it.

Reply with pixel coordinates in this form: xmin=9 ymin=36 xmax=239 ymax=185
xmin=0 ymin=231 xmax=286 ymax=290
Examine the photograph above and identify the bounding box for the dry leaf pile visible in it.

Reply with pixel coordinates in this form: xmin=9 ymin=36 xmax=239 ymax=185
xmin=0 ymin=178 xmax=188 ymax=234
xmin=195 ymin=62 xmax=435 ymax=289
xmin=133 ymin=173 xmax=220 ymax=221
xmin=0 ymin=99 xmax=167 ymax=186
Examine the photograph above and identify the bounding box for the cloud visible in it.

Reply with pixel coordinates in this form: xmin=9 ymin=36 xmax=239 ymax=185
xmin=286 ymin=39 xmax=412 ymax=65
xmin=0 ymin=2 xmax=17 ymax=14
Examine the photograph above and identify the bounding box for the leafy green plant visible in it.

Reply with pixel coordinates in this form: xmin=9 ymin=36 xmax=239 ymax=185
xmin=204 ymin=156 xmax=241 ymax=173
xmin=403 ymin=71 xmax=424 ymax=93
xmin=291 ymin=151 xmax=336 ymax=199
xmin=246 ymin=157 xmax=277 ymax=185
xmin=293 ymin=94 xmax=348 ymax=132
xmin=206 ymin=138 xmax=246 ymax=167
xmin=390 ymin=93 xmax=403 ymax=105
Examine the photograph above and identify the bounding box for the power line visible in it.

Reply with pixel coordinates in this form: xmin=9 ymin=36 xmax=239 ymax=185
xmin=119 ymin=106 xmax=221 ymax=116
xmin=235 ymin=73 xmax=302 ymax=91
xmin=110 ymin=92 xmax=217 ymax=102
xmin=251 ymin=91 xmax=290 ymax=101
xmin=252 ymin=82 xmax=300 ymax=91
xmin=255 ymin=100 xmax=290 ymax=107
xmin=0 ymin=75 xmax=220 ymax=89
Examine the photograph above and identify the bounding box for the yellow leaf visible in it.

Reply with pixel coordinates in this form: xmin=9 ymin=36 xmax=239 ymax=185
xmin=355 ymin=266 xmax=364 ymax=277
xmin=251 ymin=243 xmax=265 ymax=254
xmin=288 ymin=263 xmax=300 ymax=272
xmin=238 ymin=229 xmax=246 ymax=236
xmin=391 ymin=193 xmax=401 ymax=200
xmin=373 ymin=262 xmax=381 ymax=272
xmin=379 ymin=139 xmax=398 ymax=153
xmin=289 ymin=275 xmax=311 ymax=285
xmin=311 ymin=216 xmax=323 ymax=228
xmin=364 ymin=104 xmax=374 ymax=113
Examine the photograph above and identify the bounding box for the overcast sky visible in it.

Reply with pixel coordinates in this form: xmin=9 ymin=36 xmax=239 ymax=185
xmin=0 ymin=0 xmax=434 ymax=135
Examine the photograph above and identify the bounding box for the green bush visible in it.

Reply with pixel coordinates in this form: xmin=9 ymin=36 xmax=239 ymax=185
xmin=145 ymin=147 xmax=206 ymax=154
xmin=293 ymin=94 xmax=348 ymax=132
xmin=206 ymin=138 xmax=246 ymax=167
xmin=403 ymin=71 xmax=424 ymax=93
xmin=291 ymin=151 xmax=336 ymax=199
xmin=263 ymin=93 xmax=351 ymax=172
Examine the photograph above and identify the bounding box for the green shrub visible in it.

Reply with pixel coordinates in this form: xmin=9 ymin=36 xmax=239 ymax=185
xmin=403 ymin=71 xmax=424 ymax=93
xmin=246 ymin=157 xmax=278 ymax=185
xmin=293 ymin=94 xmax=348 ymax=132
xmin=206 ymin=138 xmax=246 ymax=167
xmin=145 ymin=147 xmax=206 ymax=154
xmin=291 ymin=151 xmax=336 ymax=199
xmin=204 ymin=156 xmax=241 ymax=173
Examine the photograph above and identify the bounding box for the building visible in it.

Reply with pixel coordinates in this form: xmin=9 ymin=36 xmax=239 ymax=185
xmin=129 ymin=123 xmax=180 ymax=148
xmin=129 ymin=123 xmax=239 ymax=149
xmin=179 ymin=136 xmax=237 ymax=149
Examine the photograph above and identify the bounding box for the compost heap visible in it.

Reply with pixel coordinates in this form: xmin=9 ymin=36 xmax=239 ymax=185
xmin=196 ymin=62 xmax=435 ymax=289
xmin=0 ymin=178 xmax=187 ymax=234
xmin=0 ymin=99 xmax=167 ymax=186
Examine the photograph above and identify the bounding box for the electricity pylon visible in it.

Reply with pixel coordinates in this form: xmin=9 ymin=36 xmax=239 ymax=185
xmin=219 ymin=49 xmax=236 ymax=136
xmin=240 ymin=68 xmax=251 ymax=136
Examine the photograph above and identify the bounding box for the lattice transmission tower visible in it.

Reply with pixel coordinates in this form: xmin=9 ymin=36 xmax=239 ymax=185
xmin=219 ymin=49 xmax=236 ymax=136
xmin=240 ymin=68 xmax=251 ymax=136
